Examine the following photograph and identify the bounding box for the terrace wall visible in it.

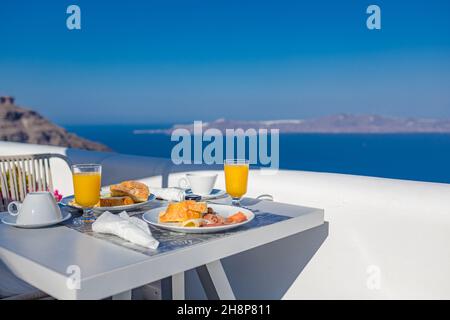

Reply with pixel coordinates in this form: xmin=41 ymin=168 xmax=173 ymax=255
xmin=1 ymin=141 xmax=449 ymax=299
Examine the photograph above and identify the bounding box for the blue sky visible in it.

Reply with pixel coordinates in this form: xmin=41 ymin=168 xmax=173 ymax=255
xmin=1 ymin=0 xmax=449 ymax=124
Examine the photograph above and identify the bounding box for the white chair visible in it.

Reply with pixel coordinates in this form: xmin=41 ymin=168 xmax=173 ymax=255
xmin=0 ymin=153 xmax=72 ymax=211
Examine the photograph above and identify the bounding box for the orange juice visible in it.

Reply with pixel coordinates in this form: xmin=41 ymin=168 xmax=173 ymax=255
xmin=224 ymin=163 xmax=249 ymax=199
xmin=73 ymin=172 xmax=101 ymax=207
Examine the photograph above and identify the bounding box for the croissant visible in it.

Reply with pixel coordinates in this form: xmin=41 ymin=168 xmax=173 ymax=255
xmin=159 ymin=200 xmax=207 ymax=223
xmin=110 ymin=181 xmax=149 ymax=203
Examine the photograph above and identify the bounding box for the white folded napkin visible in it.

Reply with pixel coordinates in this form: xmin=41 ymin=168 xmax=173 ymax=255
xmin=92 ymin=211 xmax=159 ymax=249
xmin=151 ymin=187 xmax=185 ymax=202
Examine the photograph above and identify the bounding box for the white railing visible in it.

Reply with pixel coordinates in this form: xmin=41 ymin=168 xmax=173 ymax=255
xmin=1 ymin=141 xmax=450 ymax=299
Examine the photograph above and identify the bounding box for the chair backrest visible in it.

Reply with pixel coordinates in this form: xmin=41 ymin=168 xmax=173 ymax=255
xmin=0 ymin=153 xmax=72 ymax=211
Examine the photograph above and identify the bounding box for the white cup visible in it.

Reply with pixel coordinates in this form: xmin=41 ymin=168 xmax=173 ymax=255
xmin=178 ymin=173 xmax=218 ymax=196
xmin=7 ymin=192 xmax=62 ymax=226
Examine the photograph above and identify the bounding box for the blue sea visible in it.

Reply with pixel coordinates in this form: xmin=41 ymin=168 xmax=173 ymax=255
xmin=66 ymin=124 xmax=450 ymax=184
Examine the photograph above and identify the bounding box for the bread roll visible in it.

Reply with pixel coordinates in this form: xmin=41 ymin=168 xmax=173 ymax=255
xmin=100 ymin=196 xmax=134 ymax=207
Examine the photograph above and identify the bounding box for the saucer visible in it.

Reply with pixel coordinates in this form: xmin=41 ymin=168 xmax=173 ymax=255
xmin=185 ymin=188 xmax=226 ymax=200
xmin=1 ymin=211 xmax=72 ymax=228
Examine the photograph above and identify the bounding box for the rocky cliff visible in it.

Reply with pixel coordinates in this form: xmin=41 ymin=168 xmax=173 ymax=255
xmin=0 ymin=97 xmax=111 ymax=151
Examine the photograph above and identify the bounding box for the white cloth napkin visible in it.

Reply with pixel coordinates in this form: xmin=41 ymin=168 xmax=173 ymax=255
xmin=151 ymin=187 xmax=185 ymax=202
xmin=92 ymin=211 xmax=159 ymax=249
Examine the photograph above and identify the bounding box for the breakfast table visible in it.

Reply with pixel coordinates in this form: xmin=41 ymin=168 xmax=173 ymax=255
xmin=0 ymin=197 xmax=324 ymax=300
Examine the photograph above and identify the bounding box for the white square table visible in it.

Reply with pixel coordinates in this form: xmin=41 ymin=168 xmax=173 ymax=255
xmin=0 ymin=198 xmax=324 ymax=300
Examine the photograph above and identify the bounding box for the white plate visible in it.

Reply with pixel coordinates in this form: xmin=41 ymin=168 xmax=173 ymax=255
xmin=142 ymin=203 xmax=254 ymax=234
xmin=185 ymin=188 xmax=227 ymax=200
xmin=1 ymin=211 xmax=72 ymax=228
xmin=60 ymin=193 xmax=155 ymax=213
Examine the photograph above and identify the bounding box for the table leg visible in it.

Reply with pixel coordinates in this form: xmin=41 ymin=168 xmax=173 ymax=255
xmin=111 ymin=290 xmax=132 ymax=300
xmin=196 ymin=260 xmax=236 ymax=300
xmin=172 ymin=272 xmax=185 ymax=300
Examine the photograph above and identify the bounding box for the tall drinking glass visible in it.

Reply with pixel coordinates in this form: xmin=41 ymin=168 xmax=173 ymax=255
xmin=72 ymin=164 xmax=102 ymax=224
xmin=224 ymin=159 xmax=249 ymax=206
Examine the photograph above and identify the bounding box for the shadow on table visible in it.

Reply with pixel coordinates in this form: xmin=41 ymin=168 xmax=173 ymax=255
xmin=184 ymin=221 xmax=329 ymax=299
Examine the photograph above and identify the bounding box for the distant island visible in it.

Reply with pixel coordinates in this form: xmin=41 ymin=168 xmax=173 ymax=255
xmin=134 ymin=114 xmax=450 ymax=134
xmin=0 ymin=96 xmax=111 ymax=151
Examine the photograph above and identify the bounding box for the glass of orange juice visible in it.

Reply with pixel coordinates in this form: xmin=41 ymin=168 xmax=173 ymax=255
xmin=224 ymin=159 xmax=249 ymax=206
xmin=72 ymin=164 xmax=102 ymax=224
